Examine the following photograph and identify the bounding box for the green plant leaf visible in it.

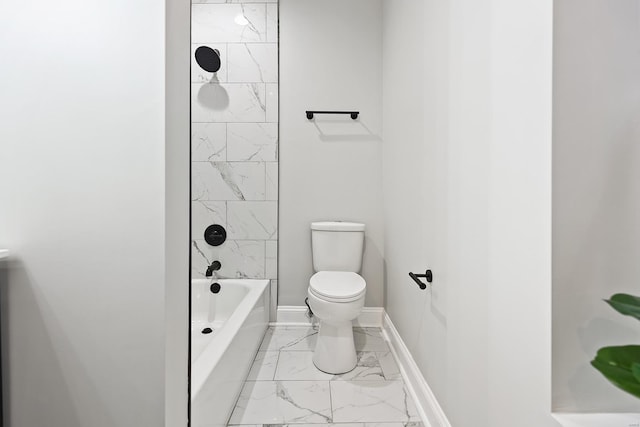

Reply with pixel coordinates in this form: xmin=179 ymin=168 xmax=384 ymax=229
xmin=605 ymin=294 xmax=640 ymax=321
xmin=592 ymin=346 xmax=640 ymax=399
xmin=631 ymin=363 xmax=640 ymax=383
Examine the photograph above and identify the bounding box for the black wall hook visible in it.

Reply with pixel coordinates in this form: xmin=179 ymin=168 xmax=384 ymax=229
xmin=409 ymin=270 xmax=433 ymax=290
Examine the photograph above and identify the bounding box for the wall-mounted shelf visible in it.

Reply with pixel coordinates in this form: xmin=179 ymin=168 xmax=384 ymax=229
xmin=306 ymin=111 xmax=359 ymax=120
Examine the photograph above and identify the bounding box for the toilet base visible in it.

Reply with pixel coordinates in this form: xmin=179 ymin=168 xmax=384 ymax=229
xmin=312 ymin=321 xmax=357 ymax=374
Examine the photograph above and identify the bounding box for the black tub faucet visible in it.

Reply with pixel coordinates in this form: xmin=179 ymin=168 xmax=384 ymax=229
xmin=205 ymin=260 xmax=221 ymax=277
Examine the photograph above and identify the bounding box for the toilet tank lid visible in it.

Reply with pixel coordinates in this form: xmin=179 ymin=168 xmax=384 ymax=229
xmin=311 ymin=221 xmax=365 ymax=232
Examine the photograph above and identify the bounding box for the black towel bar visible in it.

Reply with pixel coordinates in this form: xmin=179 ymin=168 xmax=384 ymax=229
xmin=306 ymin=111 xmax=359 ymax=120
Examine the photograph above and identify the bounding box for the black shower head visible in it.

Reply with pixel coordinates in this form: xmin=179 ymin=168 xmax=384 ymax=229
xmin=195 ymin=46 xmax=221 ymax=73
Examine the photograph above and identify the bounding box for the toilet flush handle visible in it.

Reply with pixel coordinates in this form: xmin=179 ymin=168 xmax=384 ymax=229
xmin=409 ymin=270 xmax=433 ymax=290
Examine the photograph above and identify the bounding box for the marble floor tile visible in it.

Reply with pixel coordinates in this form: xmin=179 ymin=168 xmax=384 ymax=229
xmin=228 ymin=424 xmax=423 ymax=427
xmin=274 ymin=351 xmax=332 ymax=381
xmin=354 ymin=328 xmax=391 ymax=352
xmin=275 ymin=351 xmax=385 ymax=382
xmin=336 ymin=352 xmax=386 ymax=381
xmin=229 ymin=381 xmax=332 ymax=425
xmin=247 ymin=351 xmax=279 ymax=381
xmin=228 ymin=327 xmax=424 ymax=427
xmin=377 ymin=350 xmax=402 ymax=380
xmin=330 ymin=381 xmax=421 ymax=423
xmin=259 ymin=327 xmax=317 ymax=352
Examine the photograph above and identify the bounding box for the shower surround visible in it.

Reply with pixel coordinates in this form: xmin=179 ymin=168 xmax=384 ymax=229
xmin=191 ymin=1 xmax=278 ymax=288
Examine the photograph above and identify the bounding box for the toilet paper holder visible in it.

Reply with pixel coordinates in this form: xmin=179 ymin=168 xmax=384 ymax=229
xmin=409 ymin=270 xmax=433 ymax=289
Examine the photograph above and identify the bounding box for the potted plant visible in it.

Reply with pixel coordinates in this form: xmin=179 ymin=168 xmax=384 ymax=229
xmin=592 ymin=294 xmax=640 ymax=398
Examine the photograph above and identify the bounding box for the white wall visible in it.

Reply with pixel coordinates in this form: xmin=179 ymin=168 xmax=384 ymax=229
xmin=383 ymin=1 xmax=556 ymax=426
xmin=0 ymin=1 xmax=172 ymax=426
xmin=165 ymin=0 xmax=191 ymax=425
xmin=279 ymin=0 xmax=384 ymax=307
xmin=553 ymin=0 xmax=640 ymax=412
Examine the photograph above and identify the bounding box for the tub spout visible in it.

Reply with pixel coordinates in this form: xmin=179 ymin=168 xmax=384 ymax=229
xmin=205 ymin=260 xmax=221 ymax=277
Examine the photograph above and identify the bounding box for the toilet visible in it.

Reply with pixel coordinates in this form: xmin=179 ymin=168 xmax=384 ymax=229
xmin=307 ymin=221 xmax=366 ymax=374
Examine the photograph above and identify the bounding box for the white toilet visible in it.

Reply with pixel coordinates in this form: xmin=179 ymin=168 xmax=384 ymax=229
xmin=307 ymin=221 xmax=366 ymax=374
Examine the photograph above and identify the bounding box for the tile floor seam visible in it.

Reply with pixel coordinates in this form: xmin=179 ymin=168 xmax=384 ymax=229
xmin=273 ymin=350 xmax=281 ymax=381
xmin=328 ymin=377 xmax=334 ymax=423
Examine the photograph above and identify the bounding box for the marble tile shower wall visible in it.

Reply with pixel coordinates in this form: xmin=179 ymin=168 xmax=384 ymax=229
xmin=191 ymin=0 xmax=278 ymax=282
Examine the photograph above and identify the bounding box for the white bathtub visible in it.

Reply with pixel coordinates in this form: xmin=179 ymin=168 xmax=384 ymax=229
xmin=191 ymin=278 xmax=270 ymax=427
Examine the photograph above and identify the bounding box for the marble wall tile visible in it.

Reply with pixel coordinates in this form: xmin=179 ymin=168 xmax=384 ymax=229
xmin=191 ymin=1 xmax=277 ymax=285
xmin=192 ymin=201 xmax=226 ymax=240
xmin=192 ymin=161 xmax=266 ymax=201
xmin=192 ymin=239 xmax=265 ymax=279
xmin=266 ymin=4 xmax=278 ymax=43
xmin=266 ymin=162 xmax=278 ymax=200
xmin=191 ymin=43 xmax=228 ymax=83
xmin=192 ymin=83 xmax=266 ymax=123
xmin=229 ymin=381 xmax=332 ymax=424
xmin=191 ymin=123 xmax=226 ymax=161
xmin=330 ymin=381 xmax=421 ymax=423
xmin=266 ymin=241 xmax=277 ymax=279
xmin=192 ymin=4 xmax=267 ymax=43
xmin=266 ymin=83 xmax=278 ymax=122
xmin=227 ymin=201 xmax=277 ymax=240
xmin=228 ymin=44 xmax=278 ymax=83
xmin=227 ymin=123 xmax=278 ymax=161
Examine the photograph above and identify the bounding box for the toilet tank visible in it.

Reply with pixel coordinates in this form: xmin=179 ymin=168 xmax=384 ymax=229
xmin=311 ymin=222 xmax=365 ymax=272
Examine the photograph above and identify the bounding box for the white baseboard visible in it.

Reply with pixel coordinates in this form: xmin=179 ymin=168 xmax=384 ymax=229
xmin=273 ymin=306 xmax=384 ymax=327
xmin=382 ymin=313 xmax=451 ymax=427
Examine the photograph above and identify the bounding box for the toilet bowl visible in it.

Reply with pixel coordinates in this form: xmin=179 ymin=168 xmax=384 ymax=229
xmin=307 ymin=271 xmax=366 ymax=373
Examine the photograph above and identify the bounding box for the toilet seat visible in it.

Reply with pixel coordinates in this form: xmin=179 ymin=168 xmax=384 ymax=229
xmin=309 ymin=271 xmax=366 ymax=303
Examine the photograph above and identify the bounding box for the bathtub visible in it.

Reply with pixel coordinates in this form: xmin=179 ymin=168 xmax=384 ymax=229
xmin=190 ymin=278 xmax=270 ymax=427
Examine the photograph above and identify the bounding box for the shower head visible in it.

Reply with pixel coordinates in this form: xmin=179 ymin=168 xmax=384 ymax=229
xmin=195 ymin=46 xmax=221 ymax=73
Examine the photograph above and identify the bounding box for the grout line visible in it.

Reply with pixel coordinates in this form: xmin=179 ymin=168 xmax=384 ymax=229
xmin=225 ymin=42 xmax=229 ymax=82
xmin=328 ymin=379 xmax=334 ymax=422
xmin=224 ymin=122 xmax=228 ymax=161
xmin=272 ymin=349 xmax=281 ymax=381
